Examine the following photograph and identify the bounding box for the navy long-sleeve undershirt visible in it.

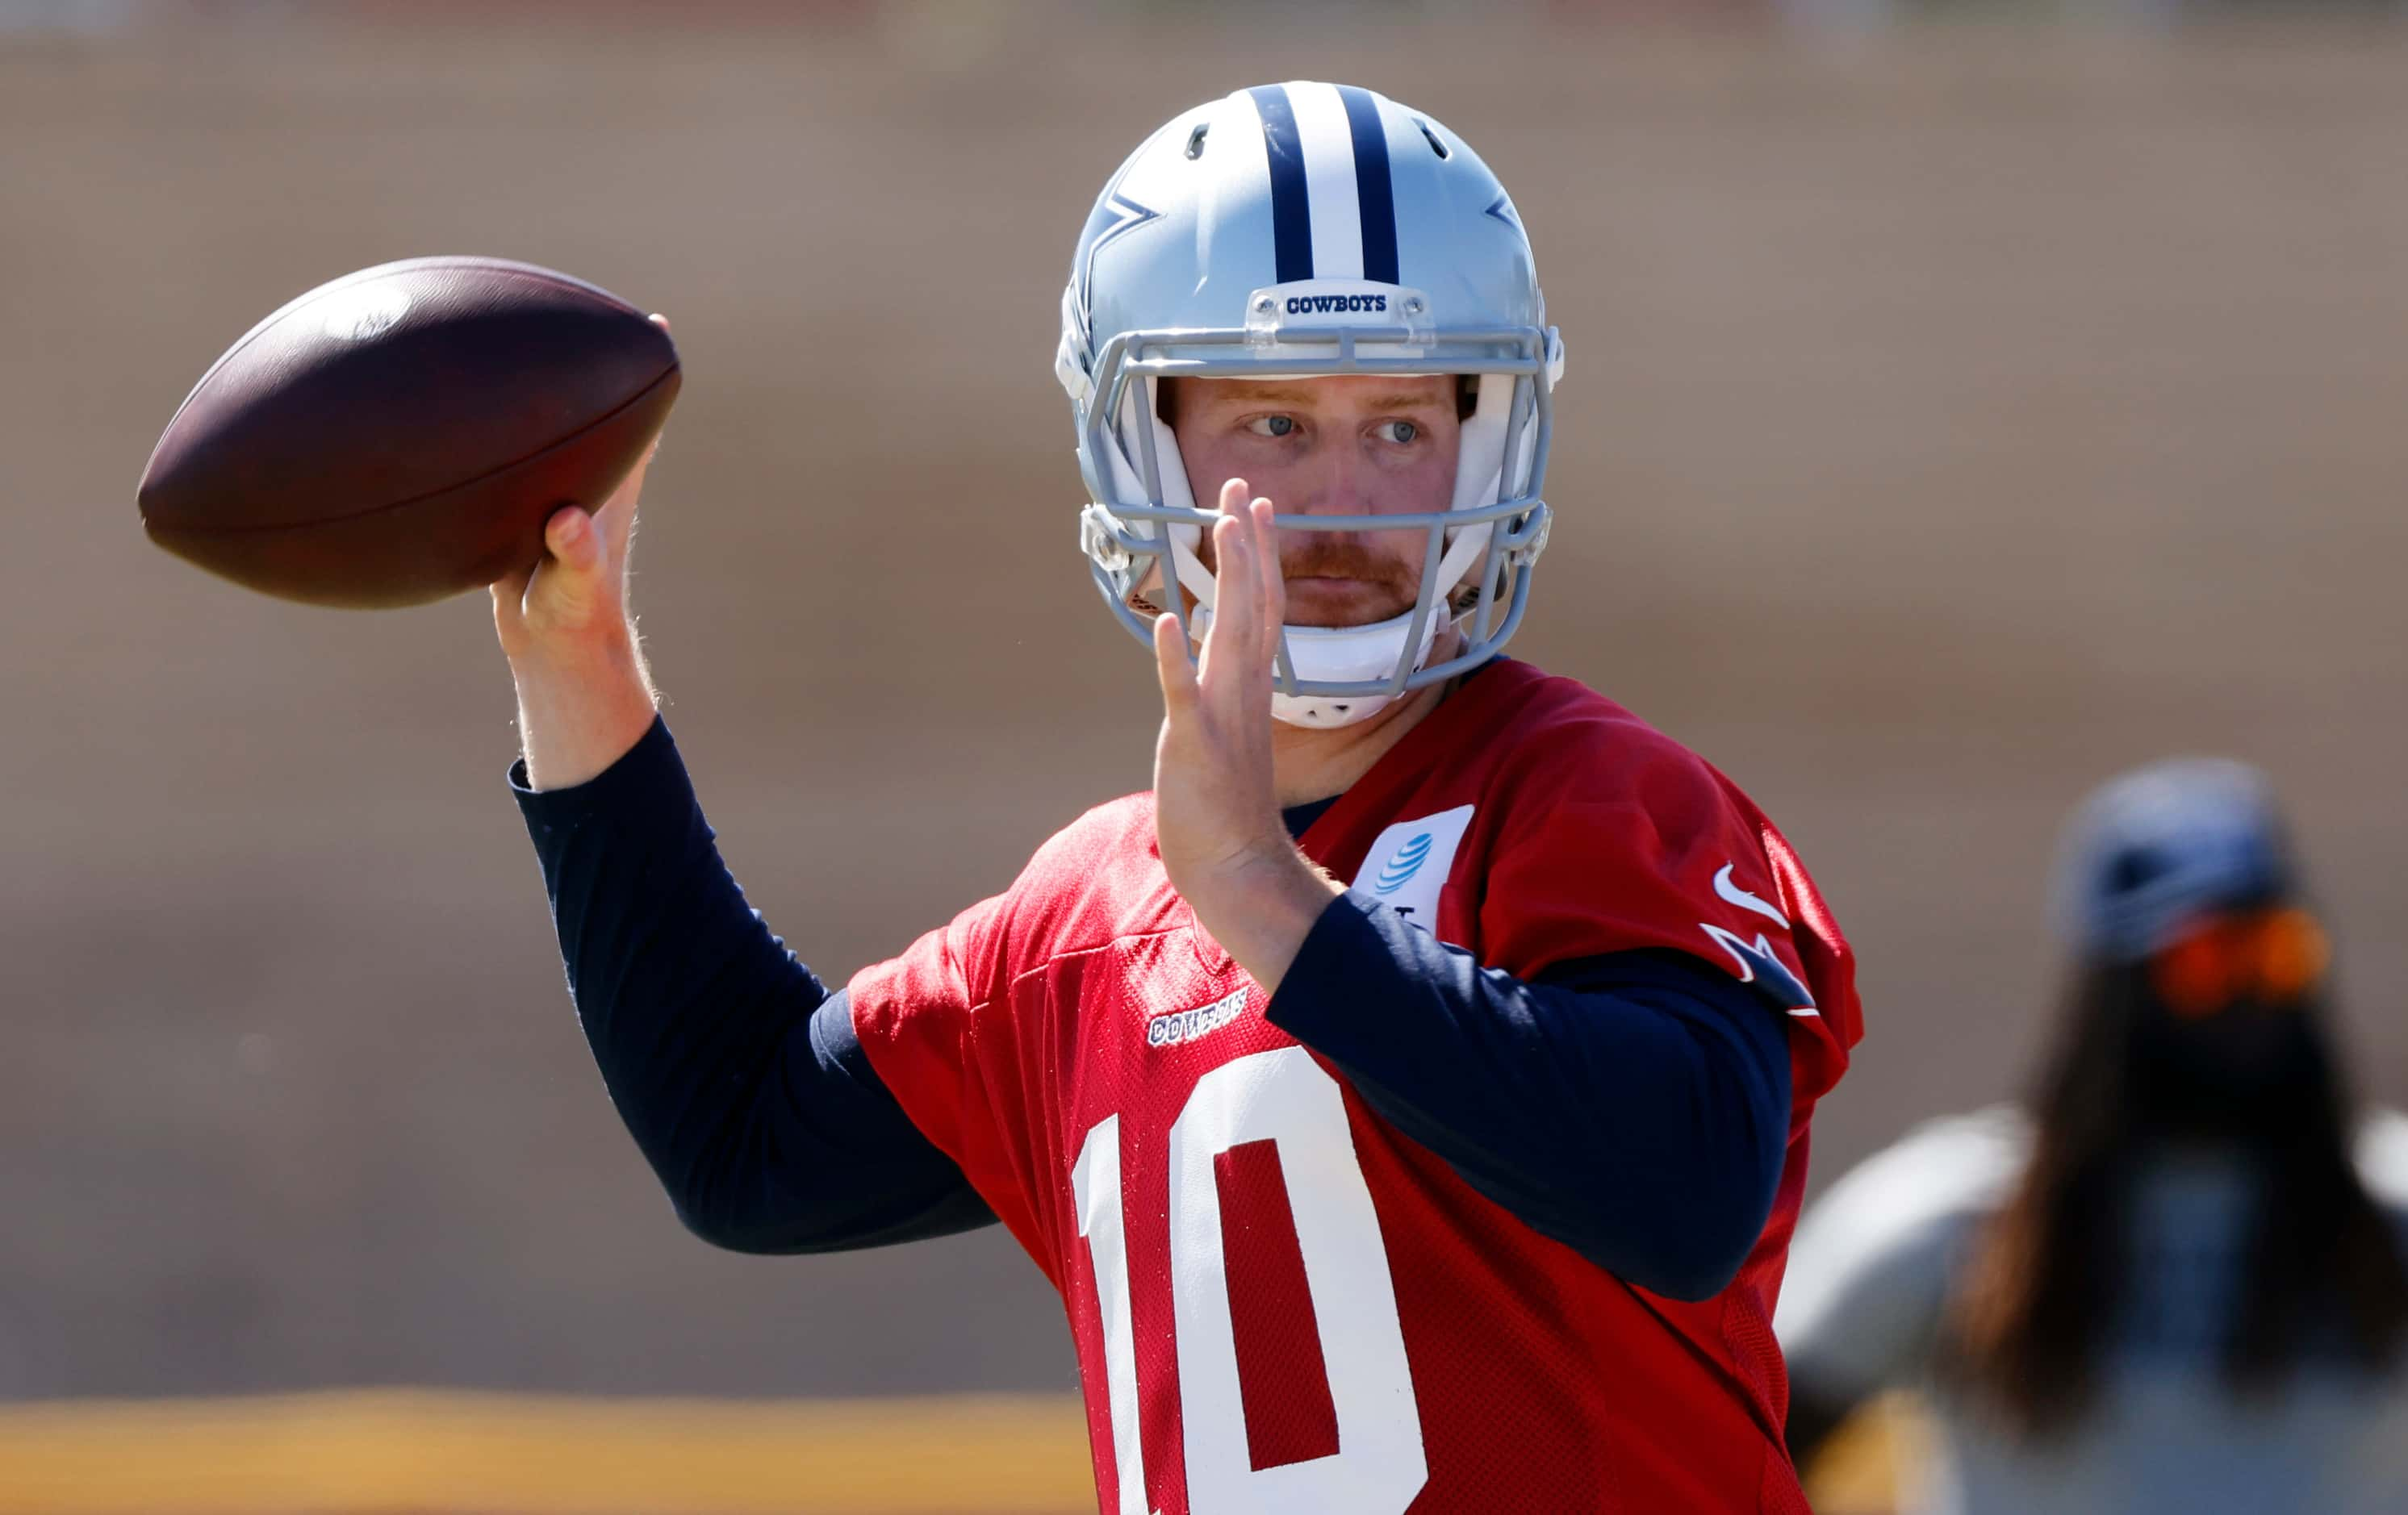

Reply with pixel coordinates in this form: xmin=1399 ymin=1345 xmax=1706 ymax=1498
xmin=515 ymin=718 xmax=991 ymax=1254
xmin=514 ymin=716 xmax=1792 ymax=1300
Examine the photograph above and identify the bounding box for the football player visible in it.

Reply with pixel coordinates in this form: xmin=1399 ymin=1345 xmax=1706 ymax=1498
xmin=1778 ymin=759 xmax=2408 ymax=1513
xmin=498 ymin=82 xmax=1862 ymax=1513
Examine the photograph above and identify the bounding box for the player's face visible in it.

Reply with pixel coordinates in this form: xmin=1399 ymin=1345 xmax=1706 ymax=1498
xmin=1168 ymin=374 xmax=1462 ymax=629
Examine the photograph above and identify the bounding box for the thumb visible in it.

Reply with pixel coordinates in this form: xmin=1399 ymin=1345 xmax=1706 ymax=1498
xmin=522 ymin=504 xmax=616 ymax=628
xmin=544 ymin=504 xmax=604 ymax=578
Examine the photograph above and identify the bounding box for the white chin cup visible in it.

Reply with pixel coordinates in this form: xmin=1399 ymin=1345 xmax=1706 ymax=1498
xmin=1191 ymin=602 xmax=1447 ymax=729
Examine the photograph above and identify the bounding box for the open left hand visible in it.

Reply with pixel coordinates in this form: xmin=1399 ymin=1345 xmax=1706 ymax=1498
xmin=1151 ymin=478 xmax=1340 ymax=989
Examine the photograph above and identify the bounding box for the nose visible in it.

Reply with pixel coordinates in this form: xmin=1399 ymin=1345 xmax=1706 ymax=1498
xmin=1280 ymin=433 xmax=1373 ymax=528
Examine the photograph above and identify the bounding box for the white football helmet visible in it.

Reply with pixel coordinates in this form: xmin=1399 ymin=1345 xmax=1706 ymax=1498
xmin=1057 ymin=81 xmax=1566 ymax=728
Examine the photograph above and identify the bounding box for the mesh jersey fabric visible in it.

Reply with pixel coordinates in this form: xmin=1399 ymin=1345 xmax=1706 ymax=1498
xmin=849 ymin=658 xmax=1862 ymax=1513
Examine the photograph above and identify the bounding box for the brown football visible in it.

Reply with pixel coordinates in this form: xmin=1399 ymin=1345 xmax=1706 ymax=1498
xmin=137 ymin=256 xmax=679 ymax=608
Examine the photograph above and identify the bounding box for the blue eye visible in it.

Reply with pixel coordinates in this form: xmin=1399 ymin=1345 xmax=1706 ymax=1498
xmin=1247 ymin=415 xmax=1297 ymax=438
xmin=1377 ymin=419 xmax=1420 ymax=444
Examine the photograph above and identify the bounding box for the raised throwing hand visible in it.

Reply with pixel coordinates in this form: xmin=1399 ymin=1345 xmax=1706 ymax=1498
xmin=1151 ymin=478 xmax=1342 ymax=991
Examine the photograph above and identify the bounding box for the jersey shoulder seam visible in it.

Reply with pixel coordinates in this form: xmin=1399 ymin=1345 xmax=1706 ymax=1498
xmin=958 ymin=924 xmax=1201 ymax=1017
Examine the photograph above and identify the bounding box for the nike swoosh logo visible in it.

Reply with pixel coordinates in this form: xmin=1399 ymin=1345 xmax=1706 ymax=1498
xmin=1713 ymin=862 xmax=1790 ymax=927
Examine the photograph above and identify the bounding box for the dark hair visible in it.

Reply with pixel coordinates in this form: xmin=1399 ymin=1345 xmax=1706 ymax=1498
xmin=1948 ymin=962 xmax=2408 ymax=1436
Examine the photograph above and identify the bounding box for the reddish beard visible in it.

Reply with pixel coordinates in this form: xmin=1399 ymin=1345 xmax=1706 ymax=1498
xmin=1277 ymin=536 xmax=1412 ymax=587
xmin=1199 ymin=533 xmax=1417 ymax=592
xmin=1275 ymin=537 xmax=1418 ymax=625
xmin=1189 ymin=531 xmax=1423 ymax=625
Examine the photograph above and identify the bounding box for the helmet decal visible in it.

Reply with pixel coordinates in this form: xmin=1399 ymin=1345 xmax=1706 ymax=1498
xmin=1242 ymin=82 xmax=1406 ymax=286
xmin=1339 ymin=85 xmax=1401 ymax=285
xmin=1245 ymin=85 xmax=1315 ymax=283
xmin=1076 ymin=194 xmax=1157 ymax=339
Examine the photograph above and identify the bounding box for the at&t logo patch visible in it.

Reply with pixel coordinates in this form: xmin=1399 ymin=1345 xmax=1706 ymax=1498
xmin=1349 ymin=804 xmax=1476 ymax=933
xmin=1373 ymin=833 xmax=1435 ymax=895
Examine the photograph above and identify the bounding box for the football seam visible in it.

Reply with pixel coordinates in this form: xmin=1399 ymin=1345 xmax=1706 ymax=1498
xmin=144 ymin=362 xmax=680 ymax=537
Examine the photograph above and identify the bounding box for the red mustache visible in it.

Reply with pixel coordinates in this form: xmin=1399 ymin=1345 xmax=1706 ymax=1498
xmin=1277 ymin=538 xmax=1414 ymax=593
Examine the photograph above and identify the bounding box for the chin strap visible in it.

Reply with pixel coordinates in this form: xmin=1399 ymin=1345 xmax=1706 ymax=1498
xmin=1175 ymin=514 xmax=1496 ymax=728
xmin=1191 ymin=599 xmax=1452 ymax=729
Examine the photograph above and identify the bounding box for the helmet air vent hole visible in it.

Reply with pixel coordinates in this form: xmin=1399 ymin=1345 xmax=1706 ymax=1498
xmin=1336 ymin=704 xmax=1351 ymax=714
xmin=1415 ymin=119 xmax=1450 ymax=160
xmin=1185 ymin=123 xmax=1210 ymax=160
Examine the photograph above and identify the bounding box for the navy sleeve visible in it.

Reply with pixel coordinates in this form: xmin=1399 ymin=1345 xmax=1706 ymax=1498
xmin=512 ymin=716 xmax=993 ymax=1254
xmin=1265 ymin=891 xmax=1792 ymax=1301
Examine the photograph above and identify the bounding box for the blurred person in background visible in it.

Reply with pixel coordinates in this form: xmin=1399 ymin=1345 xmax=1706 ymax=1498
xmin=500 ymin=81 xmax=1861 ymax=1513
xmin=1779 ymin=758 xmax=2408 ymax=1513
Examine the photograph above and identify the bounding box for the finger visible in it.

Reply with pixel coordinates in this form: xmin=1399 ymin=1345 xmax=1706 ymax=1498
xmin=1152 ymin=609 xmax=1199 ymax=714
xmin=1227 ymin=497 xmax=1274 ymax=672
xmin=1214 ymin=475 xmax=1251 ymax=618
xmin=1223 ymin=484 xmax=1263 ymax=628
xmin=1249 ymin=496 xmax=1284 ymax=650
xmin=1202 ymin=510 xmax=1254 ymax=687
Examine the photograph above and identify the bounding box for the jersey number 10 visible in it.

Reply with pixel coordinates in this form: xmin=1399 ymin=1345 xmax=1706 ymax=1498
xmin=1070 ymin=1045 xmax=1431 ymax=1514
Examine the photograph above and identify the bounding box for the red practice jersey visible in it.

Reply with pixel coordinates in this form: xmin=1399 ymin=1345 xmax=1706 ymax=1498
xmin=850 ymin=659 xmax=1861 ymax=1513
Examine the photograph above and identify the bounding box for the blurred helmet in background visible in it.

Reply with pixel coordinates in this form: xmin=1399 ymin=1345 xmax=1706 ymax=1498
xmin=2052 ymin=757 xmax=2331 ymax=1098
xmin=1056 ymin=81 xmax=1566 ymax=728
xmin=2053 ymin=757 xmax=2302 ymax=963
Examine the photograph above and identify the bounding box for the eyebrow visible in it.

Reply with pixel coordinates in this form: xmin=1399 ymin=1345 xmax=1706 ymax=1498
xmin=1198 ymin=382 xmax=1449 ymax=411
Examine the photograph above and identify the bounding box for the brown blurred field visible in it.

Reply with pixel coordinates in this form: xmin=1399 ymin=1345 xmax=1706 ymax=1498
xmin=2 ymin=4 xmax=2403 ymax=1483
xmin=0 ymin=1389 xmax=1097 ymax=1513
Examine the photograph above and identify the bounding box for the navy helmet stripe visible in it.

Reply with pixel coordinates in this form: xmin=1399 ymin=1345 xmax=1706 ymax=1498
xmin=1336 ymin=86 xmax=1398 ymax=285
xmin=1248 ymin=85 xmax=1315 ymax=284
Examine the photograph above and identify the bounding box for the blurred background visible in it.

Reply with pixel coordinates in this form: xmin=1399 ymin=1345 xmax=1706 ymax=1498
xmin=3 ymin=0 xmax=2405 ymax=1509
